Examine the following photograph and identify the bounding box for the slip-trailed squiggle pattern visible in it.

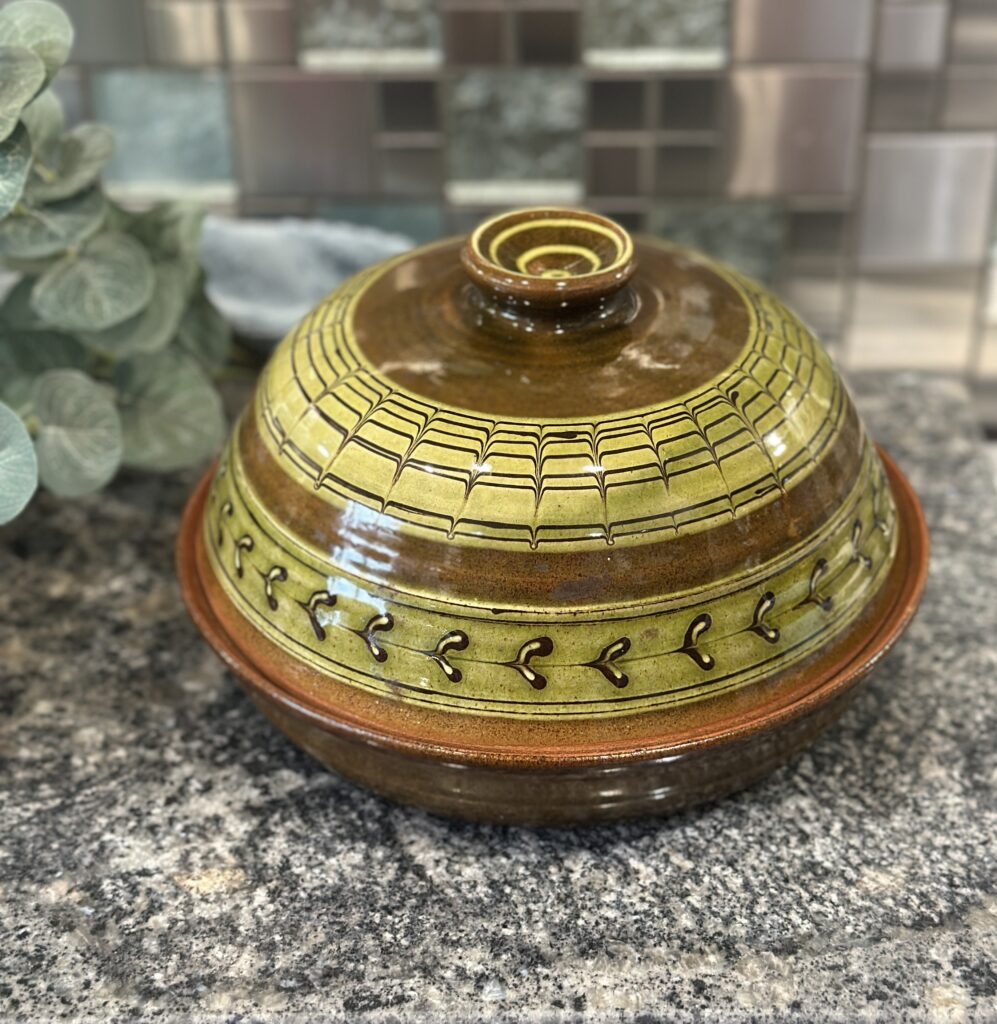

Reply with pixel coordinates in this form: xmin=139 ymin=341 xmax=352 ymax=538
xmin=255 ymin=246 xmax=845 ymax=550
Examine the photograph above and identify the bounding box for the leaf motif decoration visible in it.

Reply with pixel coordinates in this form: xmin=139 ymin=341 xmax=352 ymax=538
xmin=359 ymin=613 xmax=394 ymax=663
xmin=748 ymin=591 xmax=779 ymax=644
xmin=507 ymin=636 xmax=554 ymax=691
xmin=678 ymin=613 xmax=715 ymax=671
xmin=429 ymin=630 xmax=469 ymax=684
xmin=300 ymin=590 xmax=337 ymax=642
xmin=585 ymin=636 xmax=631 ymax=688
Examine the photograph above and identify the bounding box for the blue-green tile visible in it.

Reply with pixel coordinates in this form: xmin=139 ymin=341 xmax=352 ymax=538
xmin=649 ymin=201 xmax=785 ymax=285
xmin=584 ymin=0 xmax=727 ymax=52
xmin=448 ymin=70 xmax=583 ymax=182
xmin=299 ymin=0 xmax=439 ymax=52
xmin=92 ymin=70 xmax=233 ymax=185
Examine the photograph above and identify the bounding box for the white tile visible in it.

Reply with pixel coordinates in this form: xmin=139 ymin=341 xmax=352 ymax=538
xmin=848 ymin=270 xmax=978 ymax=369
xmin=728 ymin=69 xmax=866 ymax=197
xmin=859 ymin=134 xmax=997 ymax=270
xmin=876 ymin=3 xmax=947 ymax=70
xmin=732 ymin=0 xmax=874 ymax=61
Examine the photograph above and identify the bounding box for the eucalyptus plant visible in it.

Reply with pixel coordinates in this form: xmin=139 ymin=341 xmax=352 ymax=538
xmin=0 ymin=0 xmax=230 ymax=525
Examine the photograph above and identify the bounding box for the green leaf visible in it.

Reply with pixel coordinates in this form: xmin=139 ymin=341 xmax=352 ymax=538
xmin=32 ymin=368 xmax=122 ymax=497
xmin=0 ymin=44 xmax=44 ymax=141
xmin=27 ymin=123 xmax=114 ymax=203
xmin=79 ymin=260 xmax=186 ymax=357
xmin=116 ymin=347 xmax=225 ymax=472
xmin=19 ymin=87 xmax=63 ymax=158
xmin=0 ymin=185 xmax=105 ymax=258
xmin=127 ymin=200 xmax=205 ymax=261
xmin=0 ymin=275 xmax=41 ymax=327
xmin=0 ymin=397 xmax=38 ymax=523
xmin=0 ymin=1 xmax=74 ymax=90
xmin=0 ymin=121 xmax=32 ymax=219
xmin=0 ymin=373 xmax=35 ymax=416
xmin=176 ymin=288 xmax=231 ymax=372
xmin=1 ymin=251 xmax=59 ymax=273
xmin=0 ymin=329 xmax=88 ymax=378
xmin=102 ymin=198 xmax=133 ymax=234
xmin=31 ymin=230 xmax=154 ymax=331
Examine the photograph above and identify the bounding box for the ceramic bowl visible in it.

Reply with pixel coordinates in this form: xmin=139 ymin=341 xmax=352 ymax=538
xmin=177 ymin=207 xmax=928 ymax=825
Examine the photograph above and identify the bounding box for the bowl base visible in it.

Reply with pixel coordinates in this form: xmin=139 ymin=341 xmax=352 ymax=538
xmin=176 ymin=449 xmax=928 ymax=826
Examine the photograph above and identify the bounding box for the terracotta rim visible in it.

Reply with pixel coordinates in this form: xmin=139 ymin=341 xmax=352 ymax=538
xmin=176 ymin=447 xmax=929 ymax=770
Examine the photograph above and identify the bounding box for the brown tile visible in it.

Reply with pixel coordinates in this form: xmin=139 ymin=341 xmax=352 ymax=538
xmin=659 ymin=77 xmax=720 ymax=131
xmin=379 ymin=147 xmax=443 ymax=197
xmin=591 ymin=207 xmax=645 ymax=232
xmin=656 ymin=145 xmax=719 ymax=195
xmin=146 ymin=1 xmax=220 ymax=65
xmin=444 ymin=9 xmax=505 ymax=65
xmin=515 ymin=9 xmax=579 ymax=65
xmin=231 ymin=73 xmax=373 ymax=196
xmin=223 ymin=0 xmax=296 ymax=65
xmin=240 ymin=194 xmax=313 ymax=217
xmin=380 ymin=80 xmax=438 ymax=132
xmin=58 ymin=0 xmax=147 ymax=63
xmin=588 ymin=79 xmax=645 ymax=131
xmin=587 ymin=146 xmax=642 ymax=196
xmin=943 ymin=69 xmax=997 ymax=128
xmin=786 ymin=210 xmax=849 ymax=261
xmin=869 ymin=73 xmax=938 ymax=130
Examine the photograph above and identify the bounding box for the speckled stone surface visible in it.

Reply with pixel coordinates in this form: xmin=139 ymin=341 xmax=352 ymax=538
xmin=1 ymin=373 xmax=995 ymax=1023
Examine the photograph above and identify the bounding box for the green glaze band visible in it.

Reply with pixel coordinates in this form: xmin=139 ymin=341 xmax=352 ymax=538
xmin=204 ymin=435 xmax=896 ymax=719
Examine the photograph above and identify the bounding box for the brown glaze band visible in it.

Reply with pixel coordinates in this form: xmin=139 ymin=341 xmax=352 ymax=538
xmin=355 ymin=241 xmax=754 ymax=418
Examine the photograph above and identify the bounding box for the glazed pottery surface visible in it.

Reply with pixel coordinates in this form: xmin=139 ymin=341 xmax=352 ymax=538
xmin=177 ymin=208 xmax=928 ymax=824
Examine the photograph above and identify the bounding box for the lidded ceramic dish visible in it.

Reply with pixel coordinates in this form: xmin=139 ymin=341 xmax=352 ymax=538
xmin=177 ymin=207 xmax=928 ymax=825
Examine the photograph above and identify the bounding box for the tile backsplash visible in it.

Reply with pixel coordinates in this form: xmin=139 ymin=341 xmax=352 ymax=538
xmin=38 ymin=0 xmax=997 ymax=404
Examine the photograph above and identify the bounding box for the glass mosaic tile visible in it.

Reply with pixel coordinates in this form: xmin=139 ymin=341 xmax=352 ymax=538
xmin=92 ymin=70 xmax=233 ymax=185
xmin=649 ymin=200 xmax=785 ymax=284
xmin=448 ymin=70 xmax=583 ymax=182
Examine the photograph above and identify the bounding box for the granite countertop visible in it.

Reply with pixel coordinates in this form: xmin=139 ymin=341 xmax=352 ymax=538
xmin=1 ymin=373 xmax=995 ymax=1023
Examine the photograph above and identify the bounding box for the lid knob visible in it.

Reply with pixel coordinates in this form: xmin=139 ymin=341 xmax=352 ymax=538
xmin=461 ymin=207 xmax=637 ymax=312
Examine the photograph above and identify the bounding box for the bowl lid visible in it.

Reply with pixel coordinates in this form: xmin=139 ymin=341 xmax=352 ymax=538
xmin=256 ymin=207 xmax=850 ymax=554
xmin=186 ymin=207 xmax=915 ymax=741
